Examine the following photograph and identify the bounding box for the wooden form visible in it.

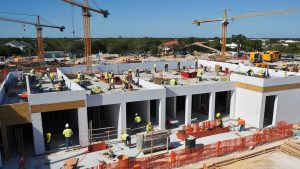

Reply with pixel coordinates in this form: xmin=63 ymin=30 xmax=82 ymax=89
xmin=236 ymin=82 xmax=300 ymax=93
xmin=0 ymin=103 xmax=31 ymax=125
xmin=63 ymin=158 xmax=79 ymax=169
xmin=30 ymin=100 xmax=85 ymax=113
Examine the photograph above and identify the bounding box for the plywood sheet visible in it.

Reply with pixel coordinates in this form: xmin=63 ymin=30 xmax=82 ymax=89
xmin=31 ymin=100 xmax=85 ymax=113
xmin=236 ymin=82 xmax=300 ymax=93
xmin=0 ymin=103 xmax=31 ymax=126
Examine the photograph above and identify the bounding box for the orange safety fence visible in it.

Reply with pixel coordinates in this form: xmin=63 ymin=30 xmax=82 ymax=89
xmin=176 ymin=121 xmax=230 ymax=141
xmin=89 ymin=121 xmax=293 ymax=169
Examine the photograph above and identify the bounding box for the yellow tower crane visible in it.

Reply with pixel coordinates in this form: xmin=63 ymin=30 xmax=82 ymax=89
xmin=0 ymin=16 xmax=65 ymax=61
xmin=62 ymin=0 xmax=109 ymax=73
xmin=193 ymin=8 xmax=298 ymax=61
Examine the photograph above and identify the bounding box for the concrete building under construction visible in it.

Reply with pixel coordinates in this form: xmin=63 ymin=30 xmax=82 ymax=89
xmin=1 ymin=59 xmax=300 ymax=158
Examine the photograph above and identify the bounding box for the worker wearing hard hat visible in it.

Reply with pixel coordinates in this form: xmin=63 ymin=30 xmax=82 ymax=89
xmin=108 ymin=73 xmax=116 ymax=90
xmin=197 ymin=70 xmax=203 ymax=82
xmin=135 ymin=68 xmax=140 ymax=77
xmin=45 ymin=132 xmax=52 ymax=150
xmin=153 ymin=63 xmax=157 ymax=73
xmin=146 ymin=122 xmax=153 ymax=133
xmin=216 ymin=113 xmax=223 ymax=128
xmin=49 ymin=72 xmax=55 ymax=84
xmin=76 ymin=71 xmax=81 ymax=80
xmin=237 ymin=117 xmax=246 ymax=132
xmin=132 ymin=113 xmax=142 ymax=129
xmin=63 ymin=123 xmax=73 ymax=149
xmin=104 ymin=72 xmax=109 ymax=83
xmin=164 ymin=63 xmax=169 ymax=72
xmin=121 ymin=131 xmax=131 ymax=146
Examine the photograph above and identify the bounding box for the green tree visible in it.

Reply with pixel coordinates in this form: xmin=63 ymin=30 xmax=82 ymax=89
xmin=232 ymin=34 xmax=247 ymax=51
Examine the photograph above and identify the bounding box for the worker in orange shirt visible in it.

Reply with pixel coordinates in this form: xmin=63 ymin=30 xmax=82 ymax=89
xmin=237 ymin=117 xmax=246 ymax=132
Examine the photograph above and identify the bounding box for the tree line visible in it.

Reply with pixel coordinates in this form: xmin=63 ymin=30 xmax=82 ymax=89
xmin=0 ymin=35 xmax=300 ymax=57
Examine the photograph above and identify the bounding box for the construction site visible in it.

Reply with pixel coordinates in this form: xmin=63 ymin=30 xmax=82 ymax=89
xmin=1 ymin=1 xmax=300 ymax=169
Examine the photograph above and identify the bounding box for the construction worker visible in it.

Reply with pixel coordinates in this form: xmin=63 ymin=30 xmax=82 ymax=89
xmin=108 ymin=73 xmax=116 ymax=90
xmin=237 ymin=117 xmax=246 ymax=132
xmin=132 ymin=113 xmax=142 ymax=129
xmin=146 ymin=121 xmax=153 ymax=133
xmin=177 ymin=61 xmax=181 ymax=71
xmin=257 ymin=70 xmax=264 ymax=77
xmin=197 ymin=70 xmax=203 ymax=82
xmin=76 ymin=71 xmax=81 ymax=80
xmin=59 ymin=76 xmax=65 ymax=87
xmin=121 ymin=131 xmax=131 ymax=146
xmin=170 ymin=78 xmax=178 ymax=86
xmin=63 ymin=123 xmax=73 ymax=149
xmin=216 ymin=113 xmax=223 ymax=128
xmin=284 ymin=71 xmax=288 ymax=77
xmin=135 ymin=68 xmax=140 ymax=77
xmin=49 ymin=72 xmax=55 ymax=84
xmin=153 ymin=63 xmax=157 ymax=73
xmin=45 ymin=132 xmax=52 ymax=150
xmin=127 ymin=69 xmax=133 ymax=83
xmin=246 ymin=69 xmax=254 ymax=77
xmin=195 ymin=60 xmax=198 ymax=69
xmin=164 ymin=63 xmax=169 ymax=72
xmin=104 ymin=72 xmax=109 ymax=83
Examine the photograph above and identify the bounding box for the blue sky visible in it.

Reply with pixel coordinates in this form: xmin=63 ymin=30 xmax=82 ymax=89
xmin=0 ymin=0 xmax=300 ymax=38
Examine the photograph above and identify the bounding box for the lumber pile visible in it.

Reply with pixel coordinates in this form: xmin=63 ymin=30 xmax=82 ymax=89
xmin=136 ymin=130 xmax=171 ymax=154
xmin=63 ymin=158 xmax=79 ymax=169
xmin=280 ymin=140 xmax=300 ymax=158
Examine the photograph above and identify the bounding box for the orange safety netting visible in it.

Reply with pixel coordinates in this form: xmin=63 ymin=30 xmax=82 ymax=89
xmin=176 ymin=121 xmax=230 ymax=141
xmin=89 ymin=121 xmax=293 ymax=169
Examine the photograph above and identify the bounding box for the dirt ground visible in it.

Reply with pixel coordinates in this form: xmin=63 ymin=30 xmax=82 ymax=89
xmin=222 ymin=151 xmax=300 ymax=169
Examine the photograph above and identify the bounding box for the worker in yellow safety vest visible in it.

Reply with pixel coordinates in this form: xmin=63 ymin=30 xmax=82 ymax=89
xmin=76 ymin=71 xmax=81 ymax=80
xmin=170 ymin=78 xmax=178 ymax=86
xmin=215 ymin=112 xmax=223 ymax=128
xmin=45 ymin=132 xmax=51 ymax=150
xmin=104 ymin=72 xmax=109 ymax=83
xmin=146 ymin=122 xmax=153 ymax=133
xmin=63 ymin=123 xmax=73 ymax=149
xmin=132 ymin=113 xmax=141 ymax=129
xmin=121 ymin=131 xmax=131 ymax=146
xmin=108 ymin=73 xmax=116 ymax=90
xmin=49 ymin=72 xmax=55 ymax=84
xmin=153 ymin=63 xmax=157 ymax=73
xmin=197 ymin=70 xmax=203 ymax=82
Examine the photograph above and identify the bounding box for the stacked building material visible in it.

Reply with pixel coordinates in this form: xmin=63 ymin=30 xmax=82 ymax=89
xmin=280 ymin=140 xmax=300 ymax=158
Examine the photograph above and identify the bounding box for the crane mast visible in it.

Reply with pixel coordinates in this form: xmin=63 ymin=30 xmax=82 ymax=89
xmin=62 ymin=0 xmax=109 ymax=73
xmin=0 ymin=15 xmax=65 ymax=62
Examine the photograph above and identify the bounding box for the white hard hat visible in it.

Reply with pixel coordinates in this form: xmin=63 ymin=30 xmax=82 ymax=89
xmin=65 ymin=123 xmax=69 ymax=128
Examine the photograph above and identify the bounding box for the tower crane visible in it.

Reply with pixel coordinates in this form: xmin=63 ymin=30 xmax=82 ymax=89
xmin=193 ymin=8 xmax=298 ymax=61
xmin=0 ymin=16 xmax=65 ymax=61
xmin=62 ymin=0 xmax=109 ymax=72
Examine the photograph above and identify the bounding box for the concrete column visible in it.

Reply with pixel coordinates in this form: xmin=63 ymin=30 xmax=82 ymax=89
xmin=226 ymin=91 xmax=231 ymax=114
xmin=156 ymin=99 xmax=159 ymax=122
xmin=78 ymin=107 xmax=89 ymax=147
xmin=158 ymin=98 xmax=166 ymax=130
xmin=146 ymin=100 xmax=151 ymax=123
xmin=185 ymin=95 xmax=192 ymax=124
xmin=272 ymin=96 xmax=279 ymax=126
xmin=258 ymin=95 xmax=266 ymax=129
xmin=173 ymin=97 xmax=177 ymax=119
xmin=208 ymin=92 xmax=216 ymax=121
xmin=118 ymin=102 xmax=127 ymax=135
xmin=31 ymin=113 xmax=45 ymax=155
xmin=230 ymin=91 xmax=236 ymax=119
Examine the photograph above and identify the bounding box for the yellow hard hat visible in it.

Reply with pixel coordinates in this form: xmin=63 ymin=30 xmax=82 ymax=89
xmin=216 ymin=113 xmax=221 ymax=118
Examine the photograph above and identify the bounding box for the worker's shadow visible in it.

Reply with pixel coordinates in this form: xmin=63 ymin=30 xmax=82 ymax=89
xmin=172 ymin=141 xmax=183 ymax=149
